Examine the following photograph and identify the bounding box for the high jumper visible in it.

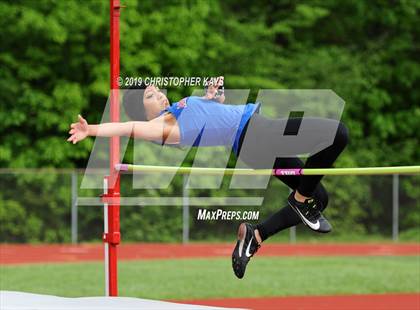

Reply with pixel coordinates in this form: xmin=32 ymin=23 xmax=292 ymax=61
xmin=68 ymin=79 xmax=350 ymax=279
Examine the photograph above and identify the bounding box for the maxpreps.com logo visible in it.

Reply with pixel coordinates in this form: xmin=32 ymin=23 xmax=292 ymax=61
xmin=197 ymin=209 xmax=259 ymax=221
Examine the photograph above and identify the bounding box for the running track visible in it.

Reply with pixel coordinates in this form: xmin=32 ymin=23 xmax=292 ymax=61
xmin=1 ymin=243 xmax=419 ymax=310
xmin=177 ymin=294 xmax=420 ymax=310
xmin=1 ymin=243 xmax=419 ymax=264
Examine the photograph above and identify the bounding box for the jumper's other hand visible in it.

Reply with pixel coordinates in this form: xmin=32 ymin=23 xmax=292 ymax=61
xmin=67 ymin=115 xmax=89 ymax=144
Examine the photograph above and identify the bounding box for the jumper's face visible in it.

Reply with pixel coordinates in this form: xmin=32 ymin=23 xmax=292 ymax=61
xmin=143 ymin=85 xmax=170 ymax=118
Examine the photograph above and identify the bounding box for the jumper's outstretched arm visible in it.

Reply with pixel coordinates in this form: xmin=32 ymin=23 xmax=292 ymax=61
xmin=67 ymin=114 xmax=179 ymax=144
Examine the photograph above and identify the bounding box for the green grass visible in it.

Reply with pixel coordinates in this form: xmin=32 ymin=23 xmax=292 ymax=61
xmin=1 ymin=257 xmax=419 ymax=300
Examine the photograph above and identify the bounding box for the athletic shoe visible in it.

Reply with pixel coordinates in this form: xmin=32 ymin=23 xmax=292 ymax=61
xmin=232 ymin=223 xmax=261 ymax=279
xmin=288 ymin=191 xmax=332 ymax=233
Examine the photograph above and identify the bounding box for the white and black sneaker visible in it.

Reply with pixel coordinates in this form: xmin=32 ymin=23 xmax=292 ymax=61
xmin=288 ymin=191 xmax=332 ymax=233
xmin=232 ymin=223 xmax=261 ymax=279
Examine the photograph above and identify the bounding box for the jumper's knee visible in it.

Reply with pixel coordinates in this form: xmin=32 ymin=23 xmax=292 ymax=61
xmin=313 ymin=184 xmax=329 ymax=211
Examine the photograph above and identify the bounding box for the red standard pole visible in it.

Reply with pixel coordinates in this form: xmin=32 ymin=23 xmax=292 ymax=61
xmin=106 ymin=0 xmax=121 ymax=297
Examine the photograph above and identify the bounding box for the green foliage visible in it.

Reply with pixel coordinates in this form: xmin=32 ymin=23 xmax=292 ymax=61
xmin=0 ymin=0 xmax=418 ymax=242
xmin=0 ymin=172 xmax=71 ymax=243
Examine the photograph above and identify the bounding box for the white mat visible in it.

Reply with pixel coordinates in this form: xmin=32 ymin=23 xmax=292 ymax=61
xmin=0 ymin=291 xmax=245 ymax=310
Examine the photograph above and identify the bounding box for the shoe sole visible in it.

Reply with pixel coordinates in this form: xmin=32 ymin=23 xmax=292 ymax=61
xmin=232 ymin=223 xmax=250 ymax=279
xmin=232 ymin=241 xmax=244 ymax=279
xmin=237 ymin=223 xmax=247 ymax=240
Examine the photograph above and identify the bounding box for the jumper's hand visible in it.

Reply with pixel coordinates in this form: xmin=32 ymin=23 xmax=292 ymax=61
xmin=216 ymin=93 xmax=225 ymax=104
xmin=215 ymin=76 xmax=224 ymax=88
xmin=67 ymin=115 xmax=89 ymax=144
xmin=205 ymin=76 xmax=224 ymax=100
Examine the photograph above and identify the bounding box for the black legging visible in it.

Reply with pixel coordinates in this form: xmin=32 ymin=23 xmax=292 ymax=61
xmin=237 ymin=113 xmax=349 ymax=241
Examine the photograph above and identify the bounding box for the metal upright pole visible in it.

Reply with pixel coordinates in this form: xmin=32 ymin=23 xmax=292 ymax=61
xmin=289 ymin=226 xmax=296 ymax=243
xmin=182 ymin=175 xmax=190 ymax=243
xmin=289 ymin=189 xmax=296 ymax=243
xmin=392 ymin=174 xmax=399 ymax=242
xmin=103 ymin=0 xmax=122 ymax=297
xmin=71 ymin=171 xmax=78 ymax=244
xmin=103 ymin=177 xmax=110 ymax=296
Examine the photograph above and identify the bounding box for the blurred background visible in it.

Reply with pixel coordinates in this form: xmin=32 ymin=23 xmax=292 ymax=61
xmin=0 ymin=0 xmax=418 ymax=244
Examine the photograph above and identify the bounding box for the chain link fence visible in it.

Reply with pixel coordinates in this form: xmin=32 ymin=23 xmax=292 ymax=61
xmin=0 ymin=169 xmax=418 ymax=244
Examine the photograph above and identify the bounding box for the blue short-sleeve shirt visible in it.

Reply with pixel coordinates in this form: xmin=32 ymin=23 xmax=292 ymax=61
xmin=164 ymin=96 xmax=259 ymax=155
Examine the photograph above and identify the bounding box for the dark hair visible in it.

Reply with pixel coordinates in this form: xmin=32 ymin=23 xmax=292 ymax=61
xmin=122 ymin=84 xmax=147 ymax=121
